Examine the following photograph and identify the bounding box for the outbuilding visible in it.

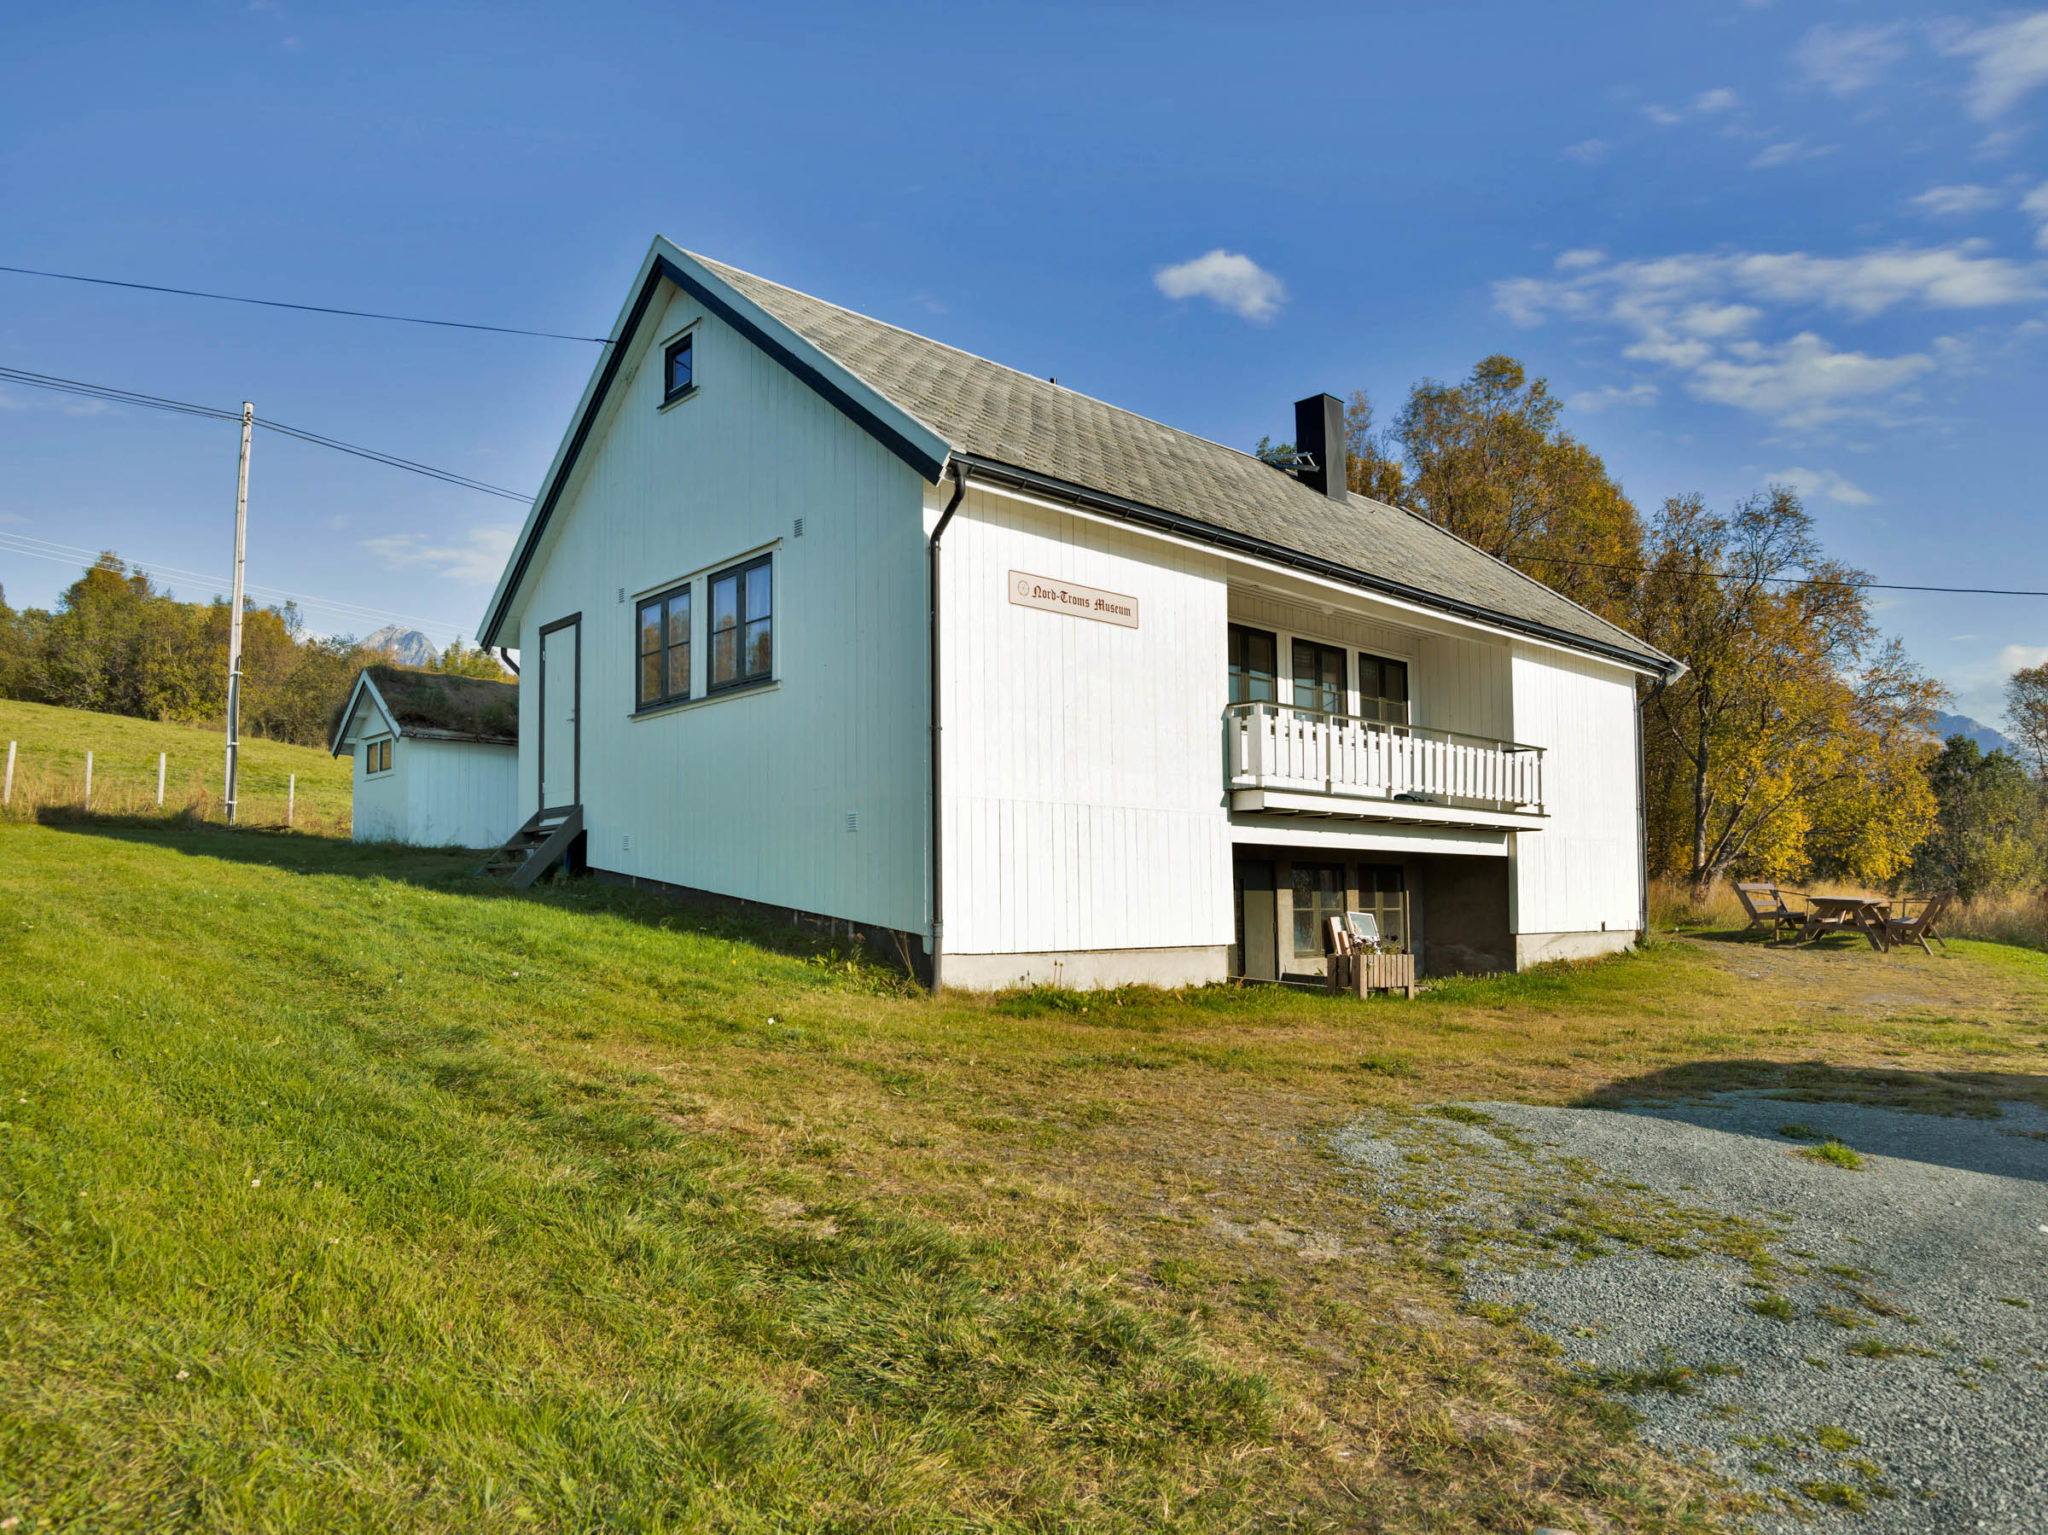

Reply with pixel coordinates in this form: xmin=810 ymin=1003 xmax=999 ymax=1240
xmin=330 ymin=665 xmax=520 ymax=848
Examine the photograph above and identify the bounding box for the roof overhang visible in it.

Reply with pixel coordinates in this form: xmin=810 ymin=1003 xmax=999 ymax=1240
xmin=950 ymin=453 xmax=1683 ymax=679
xmin=477 ymin=238 xmax=954 ymax=649
xmin=330 ymin=671 xmax=396 ymax=756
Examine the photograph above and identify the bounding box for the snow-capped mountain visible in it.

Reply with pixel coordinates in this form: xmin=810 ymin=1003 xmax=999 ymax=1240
xmin=363 ymin=625 xmax=439 ymax=667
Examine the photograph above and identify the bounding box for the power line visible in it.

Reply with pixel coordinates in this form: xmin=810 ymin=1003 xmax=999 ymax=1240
xmin=1519 ymin=552 xmax=2048 ymax=600
xmin=0 ymin=261 xmax=611 ymax=344
xmin=0 ymin=364 xmax=533 ymax=501
xmin=0 ymin=530 xmax=467 ymax=638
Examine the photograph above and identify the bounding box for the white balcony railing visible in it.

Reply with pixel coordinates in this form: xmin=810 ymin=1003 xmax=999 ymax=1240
xmin=1226 ymin=702 xmax=1544 ymax=816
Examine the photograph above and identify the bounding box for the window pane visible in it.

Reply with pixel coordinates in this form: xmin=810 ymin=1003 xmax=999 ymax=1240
xmin=711 ymin=573 xmax=738 ymax=632
xmin=669 ymin=337 xmax=692 ymax=394
xmin=665 ymin=642 xmax=688 ymax=699
xmin=744 ymin=561 xmax=771 ymax=621
xmin=639 ymin=601 xmax=662 ymax=657
xmin=744 ymin=617 xmax=771 ymax=679
xmin=639 ymin=653 xmax=661 ymax=705
xmin=666 ymin=593 xmax=690 ymax=647
xmin=711 ymin=627 xmax=737 ymax=686
xmin=380 ymin=740 xmax=391 ymax=772
xmin=1292 ymin=641 xmax=1344 ymax=714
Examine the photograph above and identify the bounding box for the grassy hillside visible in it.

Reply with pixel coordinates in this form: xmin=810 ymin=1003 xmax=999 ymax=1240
xmin=3 ymin=821 xmax=2045 ymax=1531
xmin=0 ymin=699 xmax=352 ymax=831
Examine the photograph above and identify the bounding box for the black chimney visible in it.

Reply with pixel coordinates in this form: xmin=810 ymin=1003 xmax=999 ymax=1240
xmin=1293 ymin=393 xmax=1347 ymax=501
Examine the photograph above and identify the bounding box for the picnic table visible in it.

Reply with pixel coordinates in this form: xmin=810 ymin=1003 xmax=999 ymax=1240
xmin=1800 ymin=894 xmax=1891 ymax=951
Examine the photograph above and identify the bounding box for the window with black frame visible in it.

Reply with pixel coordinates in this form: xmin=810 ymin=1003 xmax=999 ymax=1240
xmin=663 ymin=333 xmax=694 ymax=403
xmin=1228 ymin=624 xmax=1277 ymax=705
xmin=636 ymin=584 xmax=691 ymax=709
xmin=1358 ymin=653 xmax=1410 ymax=726
xmin=1291 ymin=639 xmax=1346 ymax=716
xmin=709 ymin=555 xmax=772 ymax=691
xmin=1291 ymin=862 xmax=1346 ymax=957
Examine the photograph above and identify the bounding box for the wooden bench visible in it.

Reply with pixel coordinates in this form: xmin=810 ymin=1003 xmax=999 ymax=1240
xmin=1734 ymin=882 xmax=1807 ymax=940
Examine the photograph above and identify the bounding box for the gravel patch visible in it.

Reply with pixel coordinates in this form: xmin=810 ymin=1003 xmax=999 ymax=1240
xmin=1331 ymin=1093 xmax=2048 ymax=1532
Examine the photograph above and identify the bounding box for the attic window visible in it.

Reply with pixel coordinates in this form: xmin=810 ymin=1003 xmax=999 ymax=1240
xmin=365 ymin=738 xmax=392 ymax=775
xmin=663 ymin=334 xmax=695 ymax=403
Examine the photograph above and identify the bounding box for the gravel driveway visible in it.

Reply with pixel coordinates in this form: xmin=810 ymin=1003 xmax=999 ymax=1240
xmin=1331 ymin=1093 xmax=2048 ymax=1532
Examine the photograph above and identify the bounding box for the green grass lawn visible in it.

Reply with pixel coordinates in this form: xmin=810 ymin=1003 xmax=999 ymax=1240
xmin=0 ymin=699 xmax=351 ymax=830
xmin=4 ymin=819 xmax=2044 ymax=1532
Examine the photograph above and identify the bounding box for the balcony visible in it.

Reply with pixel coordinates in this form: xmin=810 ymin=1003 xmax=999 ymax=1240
xmin=1225 ymin=702 xmax=1545 ymax=829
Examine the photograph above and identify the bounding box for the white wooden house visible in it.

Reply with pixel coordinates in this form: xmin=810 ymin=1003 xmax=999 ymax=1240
xmin=477 ymin=238 xmax=1683 ymax=988
xmin=331 ymin=666 xmax=520 ymax=848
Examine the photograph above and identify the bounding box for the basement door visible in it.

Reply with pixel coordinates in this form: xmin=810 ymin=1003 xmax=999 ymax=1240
xmin=538 ymin=614 xmax=581 ymax=810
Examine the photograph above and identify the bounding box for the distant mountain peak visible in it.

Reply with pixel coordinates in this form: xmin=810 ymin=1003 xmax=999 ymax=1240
xmin=1928 ymin=710 xmax=2015 ymax=757
xmin=363 ymin=625 xmax=439 ymax=668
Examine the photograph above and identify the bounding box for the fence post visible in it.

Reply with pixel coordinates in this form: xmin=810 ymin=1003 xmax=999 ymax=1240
xmin=157 ymin=752 xmax=166 ymax=808
xmin=84 ymin=750 xmax=93 ymax=809
xmin=287 ymin=774 xmax=295 ymax=828
xmin=3 ymin=741 xmax=12 ymax=806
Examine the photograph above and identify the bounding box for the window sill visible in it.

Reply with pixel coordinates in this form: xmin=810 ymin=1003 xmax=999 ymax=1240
xmin=631 ymin=679 xmax=778 ymax=721
xmin=658 ymin=384 xmax=699 ymax=413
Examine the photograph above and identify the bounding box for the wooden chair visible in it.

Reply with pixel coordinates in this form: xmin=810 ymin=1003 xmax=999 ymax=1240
xmin=1735 ymin=882 xmax=1807 ymax=940
xmin=1324 ymin=916 xmax=1360 ymax=994
xmin=1883 ymin=891 xmax=1952 ymax=955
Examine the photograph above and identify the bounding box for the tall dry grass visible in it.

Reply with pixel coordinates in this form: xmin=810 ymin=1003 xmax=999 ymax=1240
xmin=0 ymin=754 xmax=345 ymax=835
xmin=1649 ymin=873 xmax=2047 ymax=949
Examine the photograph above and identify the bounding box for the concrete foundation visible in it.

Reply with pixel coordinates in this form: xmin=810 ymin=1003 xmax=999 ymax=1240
xmin=940 ymin=945 xmax=1230 ymax=992
xmin=1515 ymin=929 xmax=1638 ymax=967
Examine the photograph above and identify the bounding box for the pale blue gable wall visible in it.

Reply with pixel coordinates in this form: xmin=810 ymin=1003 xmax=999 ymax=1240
xmin=503 ymin=278 xmax=934 ymax=938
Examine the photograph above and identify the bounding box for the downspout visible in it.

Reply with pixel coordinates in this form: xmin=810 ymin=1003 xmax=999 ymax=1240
xmin=496 ymin=647 xmax=520 ymax=677
xmin=927 ymin=460 xmax=970 ymax=995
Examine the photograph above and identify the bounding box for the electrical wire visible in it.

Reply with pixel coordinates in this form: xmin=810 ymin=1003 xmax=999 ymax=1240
xmin=0 ymin=261 xmax=611 ymax=344
xmin=1515 ymin=552 xmax=2048 ymax=600
xmin=0 ymin=530 xmax=468 ymax=638
xmin=0 ymin=364 xmax=534 ymax=501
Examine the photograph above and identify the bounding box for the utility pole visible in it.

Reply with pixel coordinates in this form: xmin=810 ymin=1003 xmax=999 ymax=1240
xmin=224 ymin=401 xmax=252 ymax=826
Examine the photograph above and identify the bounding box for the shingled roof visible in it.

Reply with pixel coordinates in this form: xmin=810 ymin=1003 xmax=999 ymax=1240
xmin=693 ymin=254 xmax=1672 ymax=671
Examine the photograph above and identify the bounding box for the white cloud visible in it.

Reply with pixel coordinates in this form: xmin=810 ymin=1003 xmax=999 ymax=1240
xmin=1561 ymin=137 xmax=1610 ymax=164
xmin=1554 ymin=248 xmax=1607 ymax=271
xmin=1998 ymin=643 xmax=2048 ymax=673
xmin=1567 ymin=381 xmax=1660 ymax=413
xmin=1795 ymin=22 xmax=1907 ymax=97
xmin=1643 ymin=104 xmax=1684 ymax=126
xmin=2024 ymin=180 xmax=2048 ymax=250
xmin=1695 ymin=87 xmax=1739 ymax=113
xmin=362 ymin=524 xmax=516 ymax=585
xmin=1765 ymin=465 xmax=1876 ymax=506
xmin=1909 ymin=183 xmax=2004 ymax=218
xmin=1751 ymin=138 xmax=1838 ymax=169
xmin=1493 ymin=241 xmax=2042 ymax=428
xmin=1153 ymin=249 xmax=1287 ymax=323
xmin=1942 ymin=12 xmax=2048 ymax=120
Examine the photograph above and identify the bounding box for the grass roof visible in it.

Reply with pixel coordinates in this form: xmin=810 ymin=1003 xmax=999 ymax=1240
xmin=334 ymin=664 xmax=519 ymax=748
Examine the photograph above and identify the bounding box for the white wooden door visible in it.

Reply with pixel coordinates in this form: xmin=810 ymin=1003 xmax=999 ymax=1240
xmin=539 ymin=617 xmax=580 ymax=809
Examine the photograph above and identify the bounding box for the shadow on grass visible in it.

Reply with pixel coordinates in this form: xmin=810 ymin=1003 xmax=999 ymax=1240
xmin=33 ymin=812 xmax=924 ymax=986
xmin=1580 ymin=1057 xmax=2048 ymax=1120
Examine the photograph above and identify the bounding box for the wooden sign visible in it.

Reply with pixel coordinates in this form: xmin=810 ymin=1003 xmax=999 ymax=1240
xmin=1006 ymin=571 xmax=1139 ymax=629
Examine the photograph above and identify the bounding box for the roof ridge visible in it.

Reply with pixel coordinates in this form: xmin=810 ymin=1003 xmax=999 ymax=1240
xmin=687 ymin=249 xmax=1306 ymax=479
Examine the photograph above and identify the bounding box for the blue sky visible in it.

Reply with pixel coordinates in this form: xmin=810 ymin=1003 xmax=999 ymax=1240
xmin=1 ymin=1 xmax=2044 ymax=722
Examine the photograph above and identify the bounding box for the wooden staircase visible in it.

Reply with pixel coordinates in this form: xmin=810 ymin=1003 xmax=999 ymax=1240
xmin=478 ymin=805 xmax=583 ymax=889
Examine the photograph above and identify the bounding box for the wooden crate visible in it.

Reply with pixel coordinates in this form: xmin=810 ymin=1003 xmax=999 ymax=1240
xmin=1326 ymin=951 xmax=1417 ymax=998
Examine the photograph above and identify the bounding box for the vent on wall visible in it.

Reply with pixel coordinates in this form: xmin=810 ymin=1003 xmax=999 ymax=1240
xmin=845 ymin=811 xmax=857 ymax=833
xmin=794 ymin=517 xmax=805 ymax=538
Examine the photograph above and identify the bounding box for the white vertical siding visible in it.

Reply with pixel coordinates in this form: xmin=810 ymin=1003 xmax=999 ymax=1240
xmin=403 ymin=741 xmax=519 ymax=849
xmin=1508 ymin=643 xmax=1642 ymax=935
xmin=351 ymin=736 xmax=404 ymax=843
xmin=501 ymin=281 xmax=932 ymax=935
xmin=939 ymin=487 xmax=1234 ymax=956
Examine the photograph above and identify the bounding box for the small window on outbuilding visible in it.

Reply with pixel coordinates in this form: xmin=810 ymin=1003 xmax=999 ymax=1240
xmin=365 ymin=738 xmax=392 ymax=774
xmin=663 ymin=333 xmax=694 ymax=403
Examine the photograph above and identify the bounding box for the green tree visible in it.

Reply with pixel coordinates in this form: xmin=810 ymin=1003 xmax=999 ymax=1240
xmin=1637 ymin=488 xmax=1942 ymax=895
xmin=1908 ymin=736 xmax=2045 ymax=898
xmin=431 ymin=636 xmax=510 ymax=680
xmin=2008 ymin=662 xmax=2048 ymax=784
